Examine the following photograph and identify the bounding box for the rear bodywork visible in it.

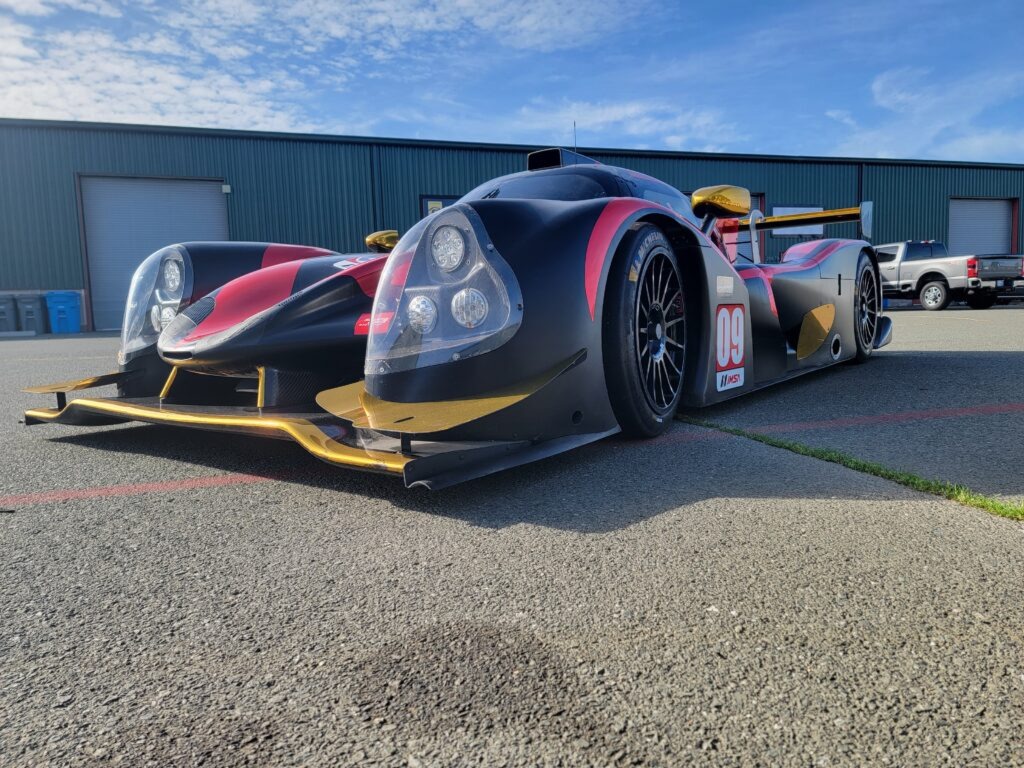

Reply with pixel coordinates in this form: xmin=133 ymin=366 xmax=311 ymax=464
xmin=25 ymin=158 xmax=892 ymax=488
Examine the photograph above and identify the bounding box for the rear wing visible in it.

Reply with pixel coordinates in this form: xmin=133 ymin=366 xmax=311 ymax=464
xmin=730 ymin=202 xmax=873 ymax=264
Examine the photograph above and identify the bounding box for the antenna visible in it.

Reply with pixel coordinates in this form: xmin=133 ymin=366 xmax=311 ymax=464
xmin=573 ymin=120 xmax=577 ymax=163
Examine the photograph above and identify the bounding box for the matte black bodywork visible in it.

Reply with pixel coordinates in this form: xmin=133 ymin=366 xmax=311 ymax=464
xmin=24 ymin=159 xmax=891 ymax=488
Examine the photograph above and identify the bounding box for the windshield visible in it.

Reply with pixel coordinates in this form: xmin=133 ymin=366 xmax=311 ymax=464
xmin=460 ymin=171 xmax=618 ymax=203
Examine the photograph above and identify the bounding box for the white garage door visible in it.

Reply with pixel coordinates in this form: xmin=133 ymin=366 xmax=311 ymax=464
xmin=948 ymin=198 xmax=1012 ymax=256
xmin=82 ymin=177 xmax=229 ymax=330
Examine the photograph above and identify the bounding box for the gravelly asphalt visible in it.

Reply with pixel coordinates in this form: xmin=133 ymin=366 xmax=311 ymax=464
xmin=2 ymin=311 xmax=1023 ymax=767
xmin=697 ymin=305 xmax=1024 ymax=504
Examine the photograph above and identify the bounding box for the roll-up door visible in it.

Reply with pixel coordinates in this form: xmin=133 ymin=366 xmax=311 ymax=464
xmin=81 ymin=177 xmax=228 ymax=330
xmin=948 ymin=198 xmax=1011 ymax=256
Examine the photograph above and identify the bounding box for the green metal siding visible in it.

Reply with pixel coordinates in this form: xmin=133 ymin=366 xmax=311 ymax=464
xmin=863 ymin=164 xmax=1024 ymax=247
xmin=0 ymin=123 xmax=376 ymax=290
xmin=2 ymin=118 xmax=1023 ymax=300
xmin=376 ymin=144 xmax=523 ymax=233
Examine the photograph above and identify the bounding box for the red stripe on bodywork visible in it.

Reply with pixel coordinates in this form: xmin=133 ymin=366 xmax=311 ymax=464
xmin=184 ymin=260 xmax=304 ymax=341
xmin=775 ymin=239 xmax=846 ymax=269
xmin=584 ymin=199 xmax=665 ymax=320
xmin=261 ymin=244 xmax=334 ymax=268
xmin=583 ymin=199 xmax=737 ymax=321
xmin=342 ymin=259 xmax=386 ymax=297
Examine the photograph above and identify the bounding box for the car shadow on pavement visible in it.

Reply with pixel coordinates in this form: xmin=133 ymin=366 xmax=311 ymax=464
xmin=46 ymin=416 xmax=908 ymax=534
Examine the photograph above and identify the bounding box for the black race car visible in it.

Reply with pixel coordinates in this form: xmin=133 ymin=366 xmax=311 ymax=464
xmin=25 ymin=148 xmax=891 ymax=488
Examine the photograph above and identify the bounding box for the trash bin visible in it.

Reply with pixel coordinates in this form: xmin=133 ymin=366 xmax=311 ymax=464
xmin=14 ymin=293 xmax=48 ymax=334
xmin=0 ymin=294 xmax=16 ymax=332
xmin=45 ymin=291 xmax=82 ymax=334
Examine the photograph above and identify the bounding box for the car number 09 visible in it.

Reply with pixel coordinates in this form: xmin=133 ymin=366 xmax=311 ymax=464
xmin=715 ymin=305 xmax=745 ymax=371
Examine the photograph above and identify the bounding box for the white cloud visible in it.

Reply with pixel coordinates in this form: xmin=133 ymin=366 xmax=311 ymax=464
xmin=513 ymin=99 xmax=742 ymax=151
xmin=0 ymin=26 xmax=321 ymax=132
xmin=825 ymin=109 xmax=858 ymax=129
xmin=833 ymin=68 xmax=1024 ymax=160
xmin=0 ymin=0 xmax=120 ymax=16
xmin=935 ymin=130 xmax=1024 ymax=163
xmin=0 ymin=0 xmax=663 ymax=141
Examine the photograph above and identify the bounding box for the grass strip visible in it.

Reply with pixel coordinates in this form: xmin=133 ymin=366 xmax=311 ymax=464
xmin=679 ymin=416 xmax=1024 ymax=521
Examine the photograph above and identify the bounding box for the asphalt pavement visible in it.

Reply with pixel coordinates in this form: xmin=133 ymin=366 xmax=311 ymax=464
xmin=2 ymin=310 xmax=1023 ymax=766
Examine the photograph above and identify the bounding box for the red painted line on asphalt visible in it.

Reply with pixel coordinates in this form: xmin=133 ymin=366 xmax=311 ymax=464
xmin=755 ymin=402 xmax=1024 ymax=434
xmin=0 ymin=473 xmax=271 ymax=508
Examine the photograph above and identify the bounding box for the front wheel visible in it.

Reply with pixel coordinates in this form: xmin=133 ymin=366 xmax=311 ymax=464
xmin=602 ymin=224 xmax=686 ymax=437
xmin=920 ymin=281 xmax=950 ymax=311
xmin=966 ymin=293 xmax=997 ymax=309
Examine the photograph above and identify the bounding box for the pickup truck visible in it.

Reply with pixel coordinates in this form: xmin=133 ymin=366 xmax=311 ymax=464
xmin=874 ymin=240 xmax=1024 ymax=310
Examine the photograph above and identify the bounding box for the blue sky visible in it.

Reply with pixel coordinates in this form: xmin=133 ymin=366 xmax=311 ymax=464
xmin=1 ymin=0 xmax=1022 ymax=162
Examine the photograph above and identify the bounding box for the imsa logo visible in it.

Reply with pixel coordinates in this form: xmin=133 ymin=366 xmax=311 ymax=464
xmin=717 ymin=368 xmax=745 ymax=391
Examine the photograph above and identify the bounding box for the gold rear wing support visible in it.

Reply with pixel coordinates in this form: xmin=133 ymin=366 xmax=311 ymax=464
xmin=738 ymin=202 xmax=873 ymax=264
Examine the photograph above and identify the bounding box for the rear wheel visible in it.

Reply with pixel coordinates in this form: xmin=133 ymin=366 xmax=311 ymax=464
xmin=602 ymin=224 xmax=686 ymax=437
xmin=920 ymin=280 xmax=950 ymax=311
xmin=853 ymin=252 xmax=879 ymax=363
xmin=966 ymin=293 xmax=997 ymax=309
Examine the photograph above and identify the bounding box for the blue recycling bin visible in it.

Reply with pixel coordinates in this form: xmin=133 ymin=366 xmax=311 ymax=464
xmin=45 ymin=291 xmax=82 ymax=334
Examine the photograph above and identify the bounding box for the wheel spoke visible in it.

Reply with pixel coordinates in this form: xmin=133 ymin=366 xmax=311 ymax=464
xmin=633 ymin=248 xmax=687 ymax=414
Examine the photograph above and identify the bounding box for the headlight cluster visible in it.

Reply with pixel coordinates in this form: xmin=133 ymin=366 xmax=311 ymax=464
xmin=365 ymin=205 xmax=523 ymax=375
xmin=120 ymin=246 xmax=191 ymax=362
xmin=431 ymin=225 xmax=465 ymax=272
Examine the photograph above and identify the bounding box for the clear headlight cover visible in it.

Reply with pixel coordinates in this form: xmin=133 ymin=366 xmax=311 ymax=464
xmin=365 ymin=205 xmax=523 ymax=375
xmin=120 ymin=246 xmax=190 ymax=361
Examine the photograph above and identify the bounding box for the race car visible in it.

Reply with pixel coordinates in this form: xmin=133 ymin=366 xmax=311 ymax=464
xmin=24 ymin=148 xmax=891 ymax=488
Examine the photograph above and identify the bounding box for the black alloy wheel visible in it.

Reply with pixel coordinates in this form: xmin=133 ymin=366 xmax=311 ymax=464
xmin=602 ymin=224 xmax=686 ymax=437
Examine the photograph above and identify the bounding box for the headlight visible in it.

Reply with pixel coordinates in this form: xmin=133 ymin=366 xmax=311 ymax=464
xmin=365 ymin=205 xmax=523 ymax=375
xmin=150 ymin=304 xmax=177 ymax=332
xmin=120 ymin=246 xmax=191 ymax=362
xmin=430 ymin=225 xmax=465 ymax=272
xmin=451 ymin=288 xmax=488 ymax=329
xmin=162 ymin=259 xmax=182 ymax=293
xmin=407 ymin=295 xmax=437 ymax=334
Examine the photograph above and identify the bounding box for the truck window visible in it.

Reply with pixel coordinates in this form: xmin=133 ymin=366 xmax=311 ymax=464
xmin=905 ymin=242 xmax=932 ymax=261
xmin=931 ymin=242 xmax=948 ymax=257
xmin=875 ymin=246 xmax=898 ymax=263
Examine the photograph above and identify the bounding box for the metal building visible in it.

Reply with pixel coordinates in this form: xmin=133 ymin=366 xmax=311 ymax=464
xmin=1 ymin=118 xmax=1022 ymax=330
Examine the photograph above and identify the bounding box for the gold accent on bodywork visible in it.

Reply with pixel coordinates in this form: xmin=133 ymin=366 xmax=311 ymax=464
xmin=159 ymin=366 xmax=178 ymax=400
xmin=691 ymin=185 xmax=751 ymax=219
xmin=740 ymin=206 xmax=860 ymax=230
xmin=256 ymin=366 xmax=266 ymax=409
xmin=23 ymin=398 xmax=409 ymax=474
xmin=316 ymin=351 xmax=586 ymax=435
xmin=365 ymin=230 xmax=399 ymax=253
xmin=796 ymin=304 xmax=836 ymax=360
xmin=23 ymin=371 xmax=127 ymax=394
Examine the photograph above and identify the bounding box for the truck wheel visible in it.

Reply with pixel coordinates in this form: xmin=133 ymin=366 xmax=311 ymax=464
xmin=602 ymin=224 xmax=685 ymax=437
xmin=853 ymin=252 xmax=879 ymax=363
xmin=920 ymin=281 xmax=950 ymax=311
xmin=966 ymin=293 xmax=997 ymax=309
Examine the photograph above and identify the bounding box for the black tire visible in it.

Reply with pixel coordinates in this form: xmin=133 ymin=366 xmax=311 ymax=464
xmin=853 ymin=252 xmax=880 ymax=363
xmin=966 ymin=293 xmax=997 ymax=309
xmin=919 ymin=280 xmax=950 ymax=311
xmin=602 ymin=224 xmax=686 ymax=437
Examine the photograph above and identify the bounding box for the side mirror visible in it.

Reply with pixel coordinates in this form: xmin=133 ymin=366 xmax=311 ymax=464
xmin=365 ymin=230 xmax=399 ymax=253
xmin=691 ymin=185 xmax=751 ymax=220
